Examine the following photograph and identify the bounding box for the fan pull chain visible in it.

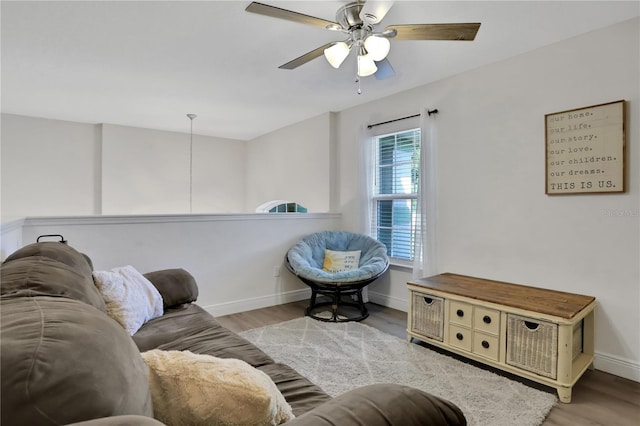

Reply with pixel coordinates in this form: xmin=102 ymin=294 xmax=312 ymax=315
xmin=355 ymin=52 xmax=362 ymax=94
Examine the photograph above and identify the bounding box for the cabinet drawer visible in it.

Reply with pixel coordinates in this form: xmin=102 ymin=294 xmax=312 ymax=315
xmin=449 ymin=301 xmax=472 ymax=327
xmin=448 ymin=325 xmax=472 ymax=352
xmin=411 ymin=292 xmax=444 ymax=341
xmin=473 ymin=307 xmax=500 ymax=335
xmin=473 ymin=332 xmax=499 ymax=361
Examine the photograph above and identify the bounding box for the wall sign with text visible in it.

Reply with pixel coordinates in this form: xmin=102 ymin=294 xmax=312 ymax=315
xmin=545 ymin=100 xmax=625 ymax=194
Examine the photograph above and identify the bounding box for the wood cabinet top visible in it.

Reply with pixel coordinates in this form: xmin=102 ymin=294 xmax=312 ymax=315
xmin=409 ymin=273 xmax=595 ymax=319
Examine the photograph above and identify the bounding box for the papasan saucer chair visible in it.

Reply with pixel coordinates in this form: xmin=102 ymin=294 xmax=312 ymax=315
xmin=285 ymin=231 xmax=389 ymax=322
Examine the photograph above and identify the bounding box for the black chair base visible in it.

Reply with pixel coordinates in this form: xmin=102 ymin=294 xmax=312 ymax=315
xmin=305 ymin=286 xmax=369 ymax=322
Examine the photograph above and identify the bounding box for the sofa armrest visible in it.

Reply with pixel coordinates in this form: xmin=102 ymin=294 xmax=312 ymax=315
xmin=286 ymin=383 xmax=466 ymax=426
xmin=66 ymin=415 xmax=165 ymax=426
xmin=143 ymin=269 xmax=198 ymax=309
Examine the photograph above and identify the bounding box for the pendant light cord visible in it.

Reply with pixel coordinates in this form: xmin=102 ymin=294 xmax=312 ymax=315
xmin=190 ymin=119 xmax=193 ymax=213
xmin=187 ymin=114 xmax=197 ymax=214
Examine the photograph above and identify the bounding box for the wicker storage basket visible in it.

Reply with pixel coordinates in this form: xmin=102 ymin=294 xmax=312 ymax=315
xmin=411 ymin=292 xmax=444 ymax=341
xmin=506 ymin=314 xmax=558 ymax=379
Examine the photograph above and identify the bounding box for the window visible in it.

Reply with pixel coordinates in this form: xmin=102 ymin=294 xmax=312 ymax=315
xmin=268 ymin=202 xmax=307 ymax=213
xmin=371 ymin=129 xmax=421 ymax=264
xmin=255 ymin=200 xmax=307 ymax=213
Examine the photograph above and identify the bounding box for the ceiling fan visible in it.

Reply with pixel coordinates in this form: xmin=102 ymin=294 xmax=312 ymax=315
xmin=245 ymin=1 xmax=481 ymax=81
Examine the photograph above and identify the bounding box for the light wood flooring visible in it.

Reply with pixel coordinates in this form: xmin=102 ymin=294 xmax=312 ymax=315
xmin=217 ymin=300 xmax=640 ymax=426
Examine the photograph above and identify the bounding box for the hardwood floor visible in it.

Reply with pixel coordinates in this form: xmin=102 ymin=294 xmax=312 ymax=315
xmin=217 ymin=301 xmax=640 ymax=426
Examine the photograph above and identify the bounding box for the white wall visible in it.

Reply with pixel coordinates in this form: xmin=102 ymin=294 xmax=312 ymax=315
xmin=1 ymin=114 xmax=100 ymax=221
xmin=246 ymin=113 xmax=333 ymax=212
xmin=101 ymin=124 xmax=246 ymax=214
xmin=192 ymin=134 xmax=246 ymax=213
xmin=18 ymin=213 xmax=341 ymax=316
xmin=102 ymin=124 xmax=189 ymax=214
xmin=0 ymin=219 xmax=24 ymax=261
xmin=338 ymin=18 xmax=639 ymax=380
xmin=1 ymin=113 xmax=330 ymax=216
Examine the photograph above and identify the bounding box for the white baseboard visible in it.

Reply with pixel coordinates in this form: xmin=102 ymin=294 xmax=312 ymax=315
xmin=594 ymin=351 xmax=640 ymax=382
xmin=203 ymin=288 xmax=311 ymax=317
xmin=368 ymin=290 xmax=408 ymax=312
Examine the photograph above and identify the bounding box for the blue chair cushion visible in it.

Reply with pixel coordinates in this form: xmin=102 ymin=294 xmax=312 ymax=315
xmin=287 ymin=231 xmax=389 ymax=284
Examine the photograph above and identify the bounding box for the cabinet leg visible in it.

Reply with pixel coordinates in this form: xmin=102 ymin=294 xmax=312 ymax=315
xmin=557 ymin=386 xmax=572 ymax=403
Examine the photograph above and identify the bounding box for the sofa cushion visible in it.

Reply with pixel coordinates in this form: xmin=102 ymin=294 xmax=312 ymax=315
xmin=4 ymin=241 xmax=95 ymax=272
xmin=133 ymin=304 xmax=274 ymax=367
xmin=133 ymin=304 xmax=332 ymax=417
xmin=1 ymin=247 xmax=106 ymax=312
xmin=257 ymin=363 xmax=332 ymax=417
xmin=0 ymin=296 xmax=153 ymax=426
xmin=143 ymin=268 xmax=198 ymax=308
xmin=286 ymin=383 xmax=467 ymax=426
xmin=142 ymin=349 xmax=294 ymax=426
xmin=93 ymin=265 xmax=164 ymax=335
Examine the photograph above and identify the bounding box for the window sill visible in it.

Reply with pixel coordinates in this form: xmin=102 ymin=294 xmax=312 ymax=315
xmin=389 ymin=258 xmax=413 ymax=270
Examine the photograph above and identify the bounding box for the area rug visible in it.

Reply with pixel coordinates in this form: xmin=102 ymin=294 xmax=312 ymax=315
xmin=239 ymin=317 xmax=557 ymax=426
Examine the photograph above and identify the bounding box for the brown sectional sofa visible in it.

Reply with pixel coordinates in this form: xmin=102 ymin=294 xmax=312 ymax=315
xmin=1 ymin=241 xmax=466 ymax=425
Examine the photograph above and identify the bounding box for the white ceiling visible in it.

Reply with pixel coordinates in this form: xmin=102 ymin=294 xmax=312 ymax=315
xmin=2 ymin=1 xmax=638 ymax=140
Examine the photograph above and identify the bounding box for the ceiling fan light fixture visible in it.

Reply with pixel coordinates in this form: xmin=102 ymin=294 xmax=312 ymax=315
xmin=245 ymin=1 xmax=480 ymax=84
xmin=364 ymin=35 xmax=390 ymax=61
xmin=357 ymin=53 xmax=377 ymax=77
xmin=324 ymin=42 xmax=350 ymax=68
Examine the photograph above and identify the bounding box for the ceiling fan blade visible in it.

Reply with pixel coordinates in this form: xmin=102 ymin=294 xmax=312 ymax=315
xmin=279 ymin=43 xmax=336 ymax=70
xmin=246 ymin=2 xmax=338 ymax=29
xmin=374 ymin=58 xmax=395 ymax=80
xmin=385 ymin=23 xmax=481 ymax=41
xmin=360 ymin=1 xmax=395 ymax=25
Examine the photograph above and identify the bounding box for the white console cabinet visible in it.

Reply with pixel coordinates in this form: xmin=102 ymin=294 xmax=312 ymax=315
xmin=407 ymin=273 xmax=596 ymax=403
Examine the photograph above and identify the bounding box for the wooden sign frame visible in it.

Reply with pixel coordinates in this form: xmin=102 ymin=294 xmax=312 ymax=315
xmin=545 ymin=100 xmax=625 ymax=195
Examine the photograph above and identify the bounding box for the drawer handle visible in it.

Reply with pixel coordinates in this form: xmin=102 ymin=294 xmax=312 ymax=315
xmin=456 ymin=332 xmax=464 ymax=341
xmin=456 ymin=309 xmax=464 ymax=317
xmin=483 ymin=315 xmax=492 ymax=324
xmin=524 ymin=321 xmax=540 ymax=331
xmin=481 ymin=340 xmax=490 ymax=349
xmin=423 ymin=297 xmax=433 ymax=305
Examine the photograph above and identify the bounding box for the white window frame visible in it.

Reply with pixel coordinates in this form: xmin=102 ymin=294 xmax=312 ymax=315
xmin=370 ymin=128 xmax=421 ymax=267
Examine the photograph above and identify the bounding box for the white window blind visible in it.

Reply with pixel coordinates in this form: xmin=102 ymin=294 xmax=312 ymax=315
xmin=371 ymin=128 xmax=421 ymax=263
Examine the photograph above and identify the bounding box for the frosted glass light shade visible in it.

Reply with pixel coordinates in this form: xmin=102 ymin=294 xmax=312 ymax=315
xmin=357 ymin=54 xmax=378 ymax=77
xmin=324 ymin=42 xmax=350 ymax=68
xmin=364 ymin=35 xmax=390 ymax=61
